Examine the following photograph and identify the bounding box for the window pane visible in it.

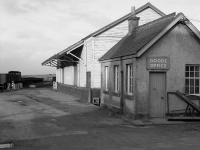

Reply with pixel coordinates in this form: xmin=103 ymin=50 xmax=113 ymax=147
xmin=195 ymin=72 xmax=199 ymax=77
xmin=190 ymin=79 xmax=194 ymax=86
xmin=195 ymin=87 xmax=199 ymax=94
xmin=190 ymin=87 xmax=194 ymax=94
xmin=195 ymin=66 xmax=199 ymax=71
xmin=190 ymin=72 xmax=194 ymax=77
xmin=185 ymin=72 xmax=189 ymax=77
xmin=190 ymin=66 xmax=194 ymax=71
xmin=195 ymin=79 xmax=199 ymax=86
xmin=186 ymin=66 xmax=189 ymax=71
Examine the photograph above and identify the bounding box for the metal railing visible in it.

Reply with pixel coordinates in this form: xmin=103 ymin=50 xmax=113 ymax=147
xmin=167 ymin=91 xmax=200 ymax=116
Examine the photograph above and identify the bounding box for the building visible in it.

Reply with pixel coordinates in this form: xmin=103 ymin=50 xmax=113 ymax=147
xmin=99 ymin=9 xmax=200 ymax=119
xmin=42 ymin=3 xmax=166 ymax=102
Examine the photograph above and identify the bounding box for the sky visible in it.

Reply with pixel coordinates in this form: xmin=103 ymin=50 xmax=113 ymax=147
xmin=1 ymin=0 xmax=200 ymax=75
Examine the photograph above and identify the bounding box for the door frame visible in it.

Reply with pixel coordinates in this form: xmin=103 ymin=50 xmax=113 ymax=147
xmin=148 ymin=71 xmax=167 ymax=118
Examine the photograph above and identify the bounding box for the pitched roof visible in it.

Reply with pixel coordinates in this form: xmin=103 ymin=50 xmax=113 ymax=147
xmin=83 ymin=2 xmax=165 ymax=38
xmin=42 ymin=2 xmax=165 ymax=66
xmin=99 ymin=13 xmax=176 ymax=61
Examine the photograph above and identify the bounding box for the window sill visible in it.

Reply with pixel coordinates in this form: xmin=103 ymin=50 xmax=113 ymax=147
xmin=103 ymin=90 xmax=109 ymax=94
xmin=111 ymin=92 xmax=120 ymax=97
xmin=124 ymin=94 xmax=134 ymax=100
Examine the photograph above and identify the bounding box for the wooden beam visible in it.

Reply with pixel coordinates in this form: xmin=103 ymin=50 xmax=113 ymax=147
xmin=63 ymin=54 xmax=77 ymax=62
xmin=68 ymin=52 xmax=82 ymax=61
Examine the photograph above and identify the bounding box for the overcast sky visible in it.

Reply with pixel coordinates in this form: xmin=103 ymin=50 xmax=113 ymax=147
xmin=1 ymin=0 xmax=200 ymax=75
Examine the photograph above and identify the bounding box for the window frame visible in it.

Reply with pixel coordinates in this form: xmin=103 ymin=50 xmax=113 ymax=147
xmin=185 ymin=64 xmax=200 ymax=95
xmin=126 ymin=64 xmax=134 ymax=95
xmin=105 ymin=66 xmax=109 ymax=91
xmin=114 ymin=65 xmax=119 ymax=93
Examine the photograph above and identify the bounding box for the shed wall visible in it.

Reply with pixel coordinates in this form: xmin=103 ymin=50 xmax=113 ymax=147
xmin=56 ymin=68 xmax=64 ymax=83
xmin=63 ymin=66 xmax=74 ymax=85
xmin=101 ymin=58 xmax=137 ymax=114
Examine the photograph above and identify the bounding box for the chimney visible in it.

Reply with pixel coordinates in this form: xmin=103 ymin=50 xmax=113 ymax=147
xmin=128 ymin=6 xmax=140 ymax=35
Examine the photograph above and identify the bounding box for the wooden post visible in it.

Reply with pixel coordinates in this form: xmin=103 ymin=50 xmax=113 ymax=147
xmin=86 ymin=71 xmax=91 ymax=103
xmin=120 ymin=58 xmax=124 ymax=113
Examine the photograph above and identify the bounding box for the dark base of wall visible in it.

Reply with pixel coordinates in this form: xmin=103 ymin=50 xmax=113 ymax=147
xmin=57 ymin=83 xmax=100 ymax=103
xmin=101 ymin=103 xmax=150 ymax=120
xmin=134 ymin=113 xmax=150 ymax=120
xmin=57 ymin=83 xmax=90 ymax=103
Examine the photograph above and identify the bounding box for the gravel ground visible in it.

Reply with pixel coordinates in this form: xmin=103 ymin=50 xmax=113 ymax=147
xmin=0 ymin=88 xmax=200 ymax=150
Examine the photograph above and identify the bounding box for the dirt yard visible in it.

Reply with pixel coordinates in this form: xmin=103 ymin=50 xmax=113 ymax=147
xmin=0 ymin=88 xmax=200 ymax=150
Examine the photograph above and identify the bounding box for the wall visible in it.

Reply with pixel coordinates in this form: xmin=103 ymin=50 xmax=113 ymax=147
xmin=57 ymin=83 xmax=90 ymax=103
xmin=77 ymin=41 xmax=87 ymax=87
xmin=136 ymin=24 xmax=200 ymax=118
xmin=101 ymin=57 xmax=136 ymax=114
xmin=101 ymin=60 xmax=121 ymax=109
xmin=137 ymin=8 xmax=163 ymax=25
xmin=122 ymin=58 xmax=137 ymax=114
xmin=56 ymin=68 xmax=64 ymax=83
xmin=63 ymin=66 xmax=74 ymax=85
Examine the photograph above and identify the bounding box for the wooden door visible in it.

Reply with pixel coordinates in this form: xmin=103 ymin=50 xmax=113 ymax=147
xmin=86 ymin=71 xmax=91 ymax=88
xmin=74 ymin=65 xmax=78 ymax=86
xmin=149 ymin=72 xmax=166 ymax=118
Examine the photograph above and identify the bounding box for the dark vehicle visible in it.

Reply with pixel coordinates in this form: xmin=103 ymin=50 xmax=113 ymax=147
xmin=8 ymin=71 xmax=22 ymax=83
xmin=0 ymin=71 xmax=22 ymax=91
xmin=0 ymin=74 xmax=8 ymax=90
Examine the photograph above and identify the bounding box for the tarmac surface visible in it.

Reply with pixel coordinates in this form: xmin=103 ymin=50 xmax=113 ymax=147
xmin=0 ymin=88 xmax=200 ymax=150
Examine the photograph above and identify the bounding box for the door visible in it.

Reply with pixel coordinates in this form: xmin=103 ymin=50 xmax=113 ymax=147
xmin=149 ymin=72 xmax=166 ymax=118
xmin=74 ymin=65 xmax=78 ymax=86
xmin=86 ymin=71 xmax=91 ymax=88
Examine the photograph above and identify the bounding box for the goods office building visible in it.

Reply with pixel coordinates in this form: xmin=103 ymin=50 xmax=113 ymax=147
xmin=99 ymin=11 xmax=200 ymax=119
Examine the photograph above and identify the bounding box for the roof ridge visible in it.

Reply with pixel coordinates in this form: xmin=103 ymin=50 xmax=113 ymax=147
xmin=99 ymin=13 xmax=177 ymax=61
xmin=87 ymin=2 xmax=166 ymax=38
xmin=136 ymin=12 xmax=176 ymax=30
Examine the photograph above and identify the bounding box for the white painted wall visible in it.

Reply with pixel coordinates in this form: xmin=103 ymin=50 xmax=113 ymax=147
xmin=137 ymin=8 xmax=162 ymax=25
xmin=64 ymin=66 xmax=74 ymax=85
xmin=78 ymin=40 xmax=87 ymax=87
xmin=56 ymin=68 xmax=64 ymax=83
xmin=56 ymin=69 xmax=60 ymax=83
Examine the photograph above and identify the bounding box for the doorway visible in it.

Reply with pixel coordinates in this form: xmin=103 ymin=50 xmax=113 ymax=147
xmin=149 ymin=72 xmax=166 ymax=118
xmin=86 ymin=71 xmax=91 ymax=88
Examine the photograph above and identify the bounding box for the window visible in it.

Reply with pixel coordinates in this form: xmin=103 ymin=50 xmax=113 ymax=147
xmin=126 ymin=64 xmax=133 ymax=95
xmin=185 ymin=65 xmax=200 ymax=94
xmin=105 ymin=66 xmax=109 ymax=91
xmin=114 ymin=65 xmax=119 ymax=92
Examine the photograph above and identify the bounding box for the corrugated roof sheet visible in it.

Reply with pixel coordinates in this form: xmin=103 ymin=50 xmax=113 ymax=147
xmin=99 ymin=13 xmax=176 ymax=61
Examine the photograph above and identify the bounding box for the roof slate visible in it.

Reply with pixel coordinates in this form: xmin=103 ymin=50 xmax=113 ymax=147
xmin=99 ymin=13 xmax=176 ymax=61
